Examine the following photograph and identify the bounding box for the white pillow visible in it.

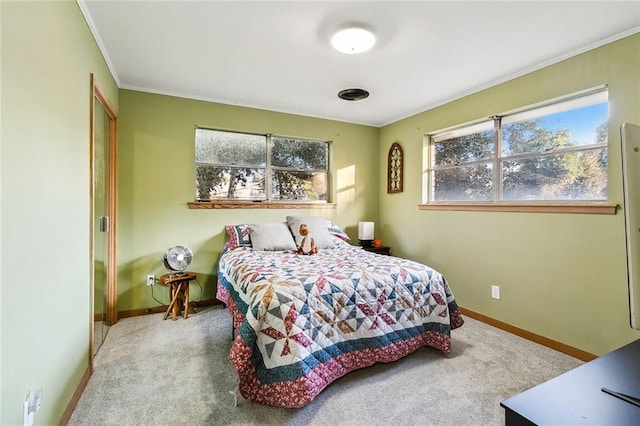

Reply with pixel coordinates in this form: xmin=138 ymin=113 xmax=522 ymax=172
xmin=249 ymin=223 xmax=297 ymax=251
xmin=286 ymin=216 xmax=335 ymax=249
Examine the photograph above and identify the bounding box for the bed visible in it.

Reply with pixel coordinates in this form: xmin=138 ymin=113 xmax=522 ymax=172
xmin=216 ymin=217 xmax=464 ymax=408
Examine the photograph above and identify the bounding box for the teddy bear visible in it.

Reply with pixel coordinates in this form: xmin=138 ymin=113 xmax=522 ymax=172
xmin=297 ymin=223 xmax=317 ymax=255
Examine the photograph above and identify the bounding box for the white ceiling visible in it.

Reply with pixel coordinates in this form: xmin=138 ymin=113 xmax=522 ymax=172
xmin=79 ymin=1 xmax=640 ymax=127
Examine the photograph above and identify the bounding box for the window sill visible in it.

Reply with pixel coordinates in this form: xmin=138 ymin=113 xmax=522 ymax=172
xmin=188 ymin=201 xmax=336 ymax=209
xmin=418 ymin=203 xmax=618 ymax=214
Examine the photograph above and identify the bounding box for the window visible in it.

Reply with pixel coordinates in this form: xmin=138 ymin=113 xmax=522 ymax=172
xmin=195 ymin=128 xmax=330 ymax=202
xmin=426 ymin=88 xmax=608 ymax=204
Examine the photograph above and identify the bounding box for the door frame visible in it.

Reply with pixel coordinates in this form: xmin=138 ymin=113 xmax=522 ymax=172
xmin=89 ymin=74 xmax=118 ymax=366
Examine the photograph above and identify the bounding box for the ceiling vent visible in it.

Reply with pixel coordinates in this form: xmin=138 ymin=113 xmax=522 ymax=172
xmin=338 ymin=88 xmax=369 ymax=101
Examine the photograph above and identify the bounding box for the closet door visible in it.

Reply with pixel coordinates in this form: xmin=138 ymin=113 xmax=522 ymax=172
xmin=90 ymin=74 xmax=118 ymax=362
xmin=93 ymin=95 xmax=109 ymax=355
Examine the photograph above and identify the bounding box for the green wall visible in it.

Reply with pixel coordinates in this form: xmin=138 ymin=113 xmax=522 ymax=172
xmin=379 ymin=34 xmax=640 ymax=356
xmin=1 ymin=1 xmax=118 ymax=424
xmin=117 ymin=90 xmax=379 ymax=311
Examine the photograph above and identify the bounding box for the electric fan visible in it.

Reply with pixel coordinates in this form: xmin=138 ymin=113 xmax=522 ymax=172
xmin=162 ymin=245 xmax=193 ymax=276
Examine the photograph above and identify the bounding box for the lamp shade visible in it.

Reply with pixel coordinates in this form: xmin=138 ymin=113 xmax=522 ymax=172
xmin=358 ymin=221 xmax=375 ymax=241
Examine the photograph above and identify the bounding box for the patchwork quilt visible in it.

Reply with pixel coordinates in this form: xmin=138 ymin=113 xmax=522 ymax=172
xmin=217 ymin=239 xmax=464 ymax=408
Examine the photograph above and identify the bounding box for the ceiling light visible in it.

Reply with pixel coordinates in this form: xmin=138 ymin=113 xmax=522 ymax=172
xmin=338 ymin=88 xmax=370 ymax=101
xmin=331 ymin=27 xmax=375 ymax=54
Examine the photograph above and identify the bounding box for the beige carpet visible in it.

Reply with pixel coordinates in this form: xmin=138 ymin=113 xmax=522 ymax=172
xmin=69 ymin=305 xmax=582 ymax=425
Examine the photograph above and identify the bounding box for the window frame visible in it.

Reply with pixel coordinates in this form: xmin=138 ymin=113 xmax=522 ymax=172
xmin=192 ymin=127 xmax=332 ymax=207
xmin=421 ymin=87 xmax=616 ymax=214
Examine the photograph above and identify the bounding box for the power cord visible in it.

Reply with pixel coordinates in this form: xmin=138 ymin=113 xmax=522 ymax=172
xmin=150 ymin=277 xmax=167 ymax=307
xmin=194 ymin=277 xmax=204 ymax=303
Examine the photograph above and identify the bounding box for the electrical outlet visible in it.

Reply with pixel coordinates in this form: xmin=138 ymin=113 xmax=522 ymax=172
xmin=146 ymin=274 xmax=155 ymax=286
xmin=33 ymin=388 xmax=42 ymax=411
xmin=491 ymin=285 xmax=501 ymax=300
xmin=23 ymin=398 xmax=33 ymax=426
xmin=23 ymin=388 xmax=42 ymax=426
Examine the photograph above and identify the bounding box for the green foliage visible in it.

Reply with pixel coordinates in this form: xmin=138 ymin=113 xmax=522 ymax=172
xmin=273 ymin=171 xmax=319 ymax=201
xmin=433 ymin=131 xmax=494 ymax=201
xmin=195 ymin=166 xmax=224 ymax=200
xmin=271 ymin=138 xmax=327 ymax=200
xmin=272 ymin=138 xmax=327 ymax=169
xmin=434 ymin=130 xmax=494 ymax=165
xmin=502 ymin=120 xmax=607 ymax=200
xmin=196 ymin=166 xmax=260 ymax=200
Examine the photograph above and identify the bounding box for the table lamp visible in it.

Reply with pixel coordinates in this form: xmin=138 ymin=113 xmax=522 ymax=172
xmin=358 ymin=221 xmax=375 ymax=247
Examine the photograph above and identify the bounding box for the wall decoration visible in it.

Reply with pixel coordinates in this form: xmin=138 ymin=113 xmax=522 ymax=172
xmin=387 ymin=142 xmax=403 ymax=193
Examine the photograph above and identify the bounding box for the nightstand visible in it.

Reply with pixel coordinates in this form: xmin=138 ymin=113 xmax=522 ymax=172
xmin=362 ymin=245 xmax=391 ymax=256
xmin=159 ymin=272 xmax=198 ymax=320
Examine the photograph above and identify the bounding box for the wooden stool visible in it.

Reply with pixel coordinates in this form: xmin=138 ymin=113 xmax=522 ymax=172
xmin=159 ymin=272 xmax=198 ymax=320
